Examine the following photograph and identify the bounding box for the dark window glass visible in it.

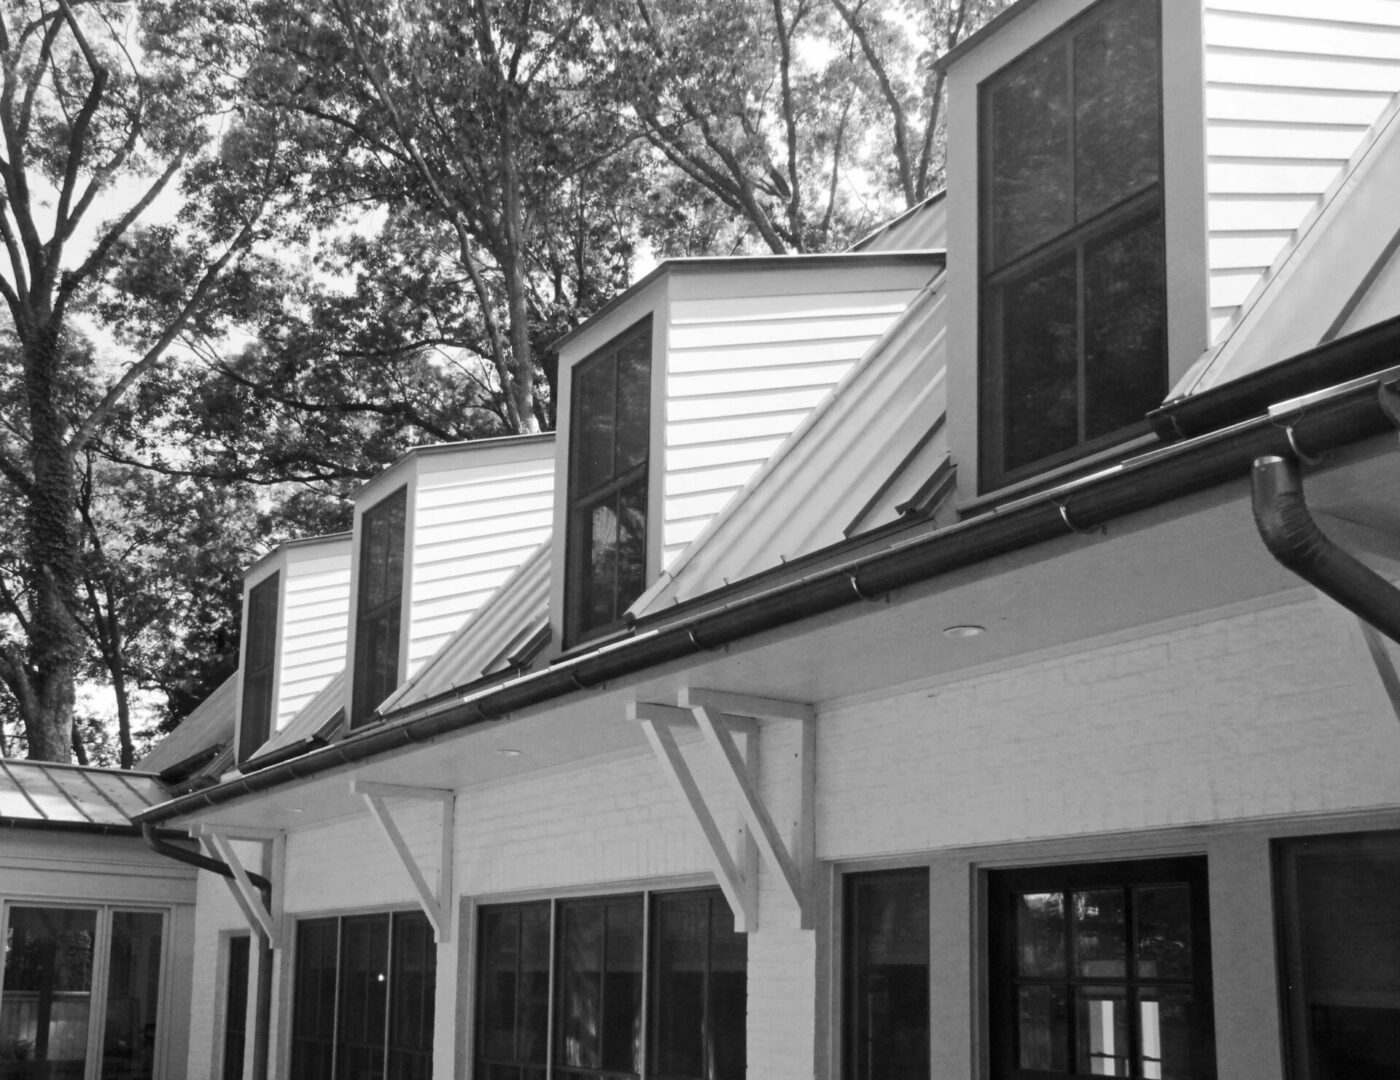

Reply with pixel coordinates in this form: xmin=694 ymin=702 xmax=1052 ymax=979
xmin=222 ymin=936 xmax=251 ymax=1080
xmin=844 ymin=869 xmax=930 ymax=1080
xmin=352 ymin=487 xmax=407 ymax=727
xmin=987 ymin=857 xmax=1215 ymax=1080
xmin=1 ymin=906 xmax=97 ymax=1078
xmin=980 ymin=0 xmax=1165 ymax=489
xmin=1276 ymin=832 xmax=1400 ymax=1080
xmin=650 ymin=891 xmax=747 ymax=1080
xmin=567 ymin=318 xmax=652 ymax=644
xmin=476 ymin=888 xmax=743 ymax=1080
xmin=291 ymin=919 xmax=339 ymax=1080
xmin=239 ymin=572 xmax=279 ymax=764
xmin=290 ymin=911 xmax=434 ymax=1080
xmin=102 ymin=911 xmax=164 ymax=1080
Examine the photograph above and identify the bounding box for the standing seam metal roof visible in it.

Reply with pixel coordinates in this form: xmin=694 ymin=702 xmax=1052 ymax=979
xmin=0 ymin=759 xmax=166 ymax=829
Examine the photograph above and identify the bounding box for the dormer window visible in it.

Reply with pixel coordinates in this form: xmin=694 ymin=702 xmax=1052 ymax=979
xmin=352 ymin=486 xmax=407 ymax=726
xmin=979 ymin=0 xmax=1166 ymax=490
xmin=238 ymin=572 xmax=279 ymax=764
xmin=566 ymin=317 xmax=652 ymax=645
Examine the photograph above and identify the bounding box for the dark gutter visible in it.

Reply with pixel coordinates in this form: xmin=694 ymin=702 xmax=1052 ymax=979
xmin=134 ymin=351 xmax=1400 ymax=826
xmin=141 ymin=821 xmax=273 ymax=893
xmin=1 ymin=815 xmax=188 ymax=839
xmin=1252 ymin=454 xmax=1400 ymax=646
xmin=1150 ymin=313 xmax=1400 ymax=440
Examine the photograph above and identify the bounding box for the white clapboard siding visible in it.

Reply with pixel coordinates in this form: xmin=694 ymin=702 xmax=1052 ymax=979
xmin=1204 ymin=1 xmax=1400 ymax=342
xmin=406 ymin=448 xmax=555 ymax=675
xmin=274 ymin=541 xmax=352 ymax=730
xmin=661 ymin=277 xmax=930 ymax=567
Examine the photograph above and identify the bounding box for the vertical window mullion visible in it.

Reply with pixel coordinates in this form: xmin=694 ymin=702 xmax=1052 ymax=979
xmin=547 ymin=899 xmax=557 ymax=1080
xmin=639 ymin=892 xmax=651 ymax=1080
xmin=382 ymin=914 xmax=394 ymax=1080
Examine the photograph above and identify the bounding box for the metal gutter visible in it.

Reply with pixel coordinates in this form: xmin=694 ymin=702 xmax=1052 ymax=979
xmin=141 ymin=821 xmax=273 ymax=893
xmin=133 ymin=346 xmax=1400 ymax=827
xmin=1252 ymin=454 xmax=1400 ymax=645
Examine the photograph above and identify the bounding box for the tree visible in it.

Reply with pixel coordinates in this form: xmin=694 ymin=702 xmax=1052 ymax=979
xmin=0 ymin=0 xmax=308 ymax=761
xmin=249 ymin=0 xmax=642 ymax=436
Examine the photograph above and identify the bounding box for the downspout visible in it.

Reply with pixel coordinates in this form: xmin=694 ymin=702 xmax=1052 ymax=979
xmin=140 ymin=823 xmax=275 ymax=1080
xmin=1251 ymin=455 xmax=1400 ymax=646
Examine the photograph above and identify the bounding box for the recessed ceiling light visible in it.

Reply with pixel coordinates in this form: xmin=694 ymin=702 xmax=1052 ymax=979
xmin=496 ymin=748 xmax=524 ymax=757
xmin=942 ymin=624 xmax=986 ymax=638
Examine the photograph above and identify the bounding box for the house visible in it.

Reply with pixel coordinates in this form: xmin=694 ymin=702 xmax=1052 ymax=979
xmin=116 ymin=0 xmax=1400 ymax=1078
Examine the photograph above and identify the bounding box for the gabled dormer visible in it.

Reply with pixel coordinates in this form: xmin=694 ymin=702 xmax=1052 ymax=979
xmin=940 ymin=0 xmax=1400 ymax=497
xmin=550 ymin=252 xmax=943 ymax=648
xmin=345 ymin=435 xmax=555 ymax=727
xmin=234 ymin=533 xmax=352 ymax=766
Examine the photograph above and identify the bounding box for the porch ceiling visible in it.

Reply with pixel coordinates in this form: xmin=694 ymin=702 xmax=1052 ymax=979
xmin=170 ymin=435 xmax=1400 ymax=833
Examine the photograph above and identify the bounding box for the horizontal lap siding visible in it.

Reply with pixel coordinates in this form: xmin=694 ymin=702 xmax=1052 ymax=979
xmin=276 ymin=550 xmax=351 ymax=730
xmin=1204 ymin=1 xmax=1400 ymax=341
xmin=408 ymin=457 xmax=554 ymax=675
xmin=661 ymin=288 xmax=920 ymax=567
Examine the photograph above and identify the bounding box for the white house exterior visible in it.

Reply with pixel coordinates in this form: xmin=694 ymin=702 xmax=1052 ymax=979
xmin=117 ymin=2 xmax=1400 ymax=1079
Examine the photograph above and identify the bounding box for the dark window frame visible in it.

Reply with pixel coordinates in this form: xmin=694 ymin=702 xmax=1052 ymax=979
xmin=977 ymin=0 xmax=1167 ymax=492
xmin=565 ymin=317 xmax=653 ymax=647
xmin=473 ymin=886 xmax=746 ymax=1080
xmin=238 ymin=571 xmax=280 ymax=764
xmin=351 ymin=486 xmax=408 ymax=727
xmin=289 ymin=908 xmax=435 ymax=1080
xmin=986 ymin=855 xmax=1216 ymax=1080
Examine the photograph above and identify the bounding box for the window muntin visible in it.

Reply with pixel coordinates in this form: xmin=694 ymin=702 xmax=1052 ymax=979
xmin=290 ymin=910 xmax=435 ymax=1080
xmin=987 ymin=857 xmax=1215 ymax=1080
xmin=474 ymin=888 xmax=746 ymax=1080
xmin=0 ymin=904 xmax=166 ymax=1080
xmin=979 ymin=0 xmax=1166 ymax=489
xmin=566 ymin=318 xmax=652 ymax=645
xmin=239 ymin=572 xmax=280 ymax=764
xmin=1276 ymin=831 xmax=1400 ymax=1080
xmin=352 ymin=486 xmax=408 ymax=727
xmin=844 ymin=868 xmax=930 ymax=1080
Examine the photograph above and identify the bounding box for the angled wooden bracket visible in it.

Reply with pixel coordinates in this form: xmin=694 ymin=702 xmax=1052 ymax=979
xmin=198 ymin=826 xmax=286 ymax=947
xmin=351 ymin=780 xmax=455 ymax=942
xmin=631 ymin=687 xmax=815 ymax=931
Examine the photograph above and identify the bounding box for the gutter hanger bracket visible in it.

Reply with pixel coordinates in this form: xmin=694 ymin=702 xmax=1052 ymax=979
xmin=197 ymin=826 xmax=286 ymax=947
xmin=351 ymin=780 xmax=455 ymax=943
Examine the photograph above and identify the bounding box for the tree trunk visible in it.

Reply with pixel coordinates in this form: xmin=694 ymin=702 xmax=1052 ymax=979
xmin=22 ymin=330 xmax=82 ymax=763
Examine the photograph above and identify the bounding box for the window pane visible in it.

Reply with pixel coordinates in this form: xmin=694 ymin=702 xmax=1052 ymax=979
xmin=989 ymin=43 xmax=1073 ymax=266
xmin=222 ymin=936 xmax=250 ymax=1080
xmin=102 ymin=911 xmax=164 ymax=1080
xmin=1017 ymin=985 xmax=1068 ymax=1072
xmin=1135 ymin=886 xmax=1191 ymax=981
xmin=575 ymin=354 xmax=617 ymax=497
xmin=1074 ymin=889 xmax=1127 ymax=979
xmin=1075 ymin=0 xmax=1161 ymax=221
xmin=615 ymin=331 xmax=651 ymax=474
xmin=1083 ymin=213 xmax=1166 ymax=442
xmin=478 ymin=905 xmax=550 ymax=1071
xmin=292 ymin=919 xmax=338 ymax=1080
xmin=1138 ymin=987 xmax=1195 ymax=1080
xmin=708 ymin=900 xmax=747 ymax=1080
xmin=614 ymin=480 xmax=648 ymax=622
xmin=1281 ymin=834 xmax=1400 ymax=1080
xmin=584 ymin=500 xmax=621 ymax=632
xmin=1 ymin=907 xmax=96 ymax=1075
xmin=558 ymin=903 xmax=603 ymax=1070
xmin=1077 ymin=986 xmax=1130 ymax=1076
xmin=845 ymin=869 xmax=929 ymax=1080
xmin=388 ymin=912 xmax=435 ymax=1080
xmin=1018 ymin=892 xmax=1066 ymax=978
xmin=335 ymin=915 xmax=389 ymax=1080
xmin=239 ymin=573 xmax=279 ymax=763
xmin=998 ymin=255 xmax=1079 ymax=473
xmin=652 ymin=896 xmax=707 ymax=1077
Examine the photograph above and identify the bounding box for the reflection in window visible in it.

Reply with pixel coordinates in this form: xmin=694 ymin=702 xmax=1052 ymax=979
xmin=222 ymin=935 xmax=250 ymax=1080
xmin=239 ymin=572 xmax=280 ymax=764
xmin=844 ymin=868 xmax=929 ymax=1080
xmin=987 ymin=858 xmax=1215 ymax=1079
xmin=475 ymin=888 xmax=746 ymax=1080
xmin=979 ymin=0 xmax=1165 ymax=489
xmin=1 ymin=905 xmax=166 ymax=1080
xmin=352 ymin=486 xmax=408 ymax=727
xmin=1276 ymin=832 xmax=1400 ymax=1080
xmin=566 ymin=318 xmax=651 ymax=644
